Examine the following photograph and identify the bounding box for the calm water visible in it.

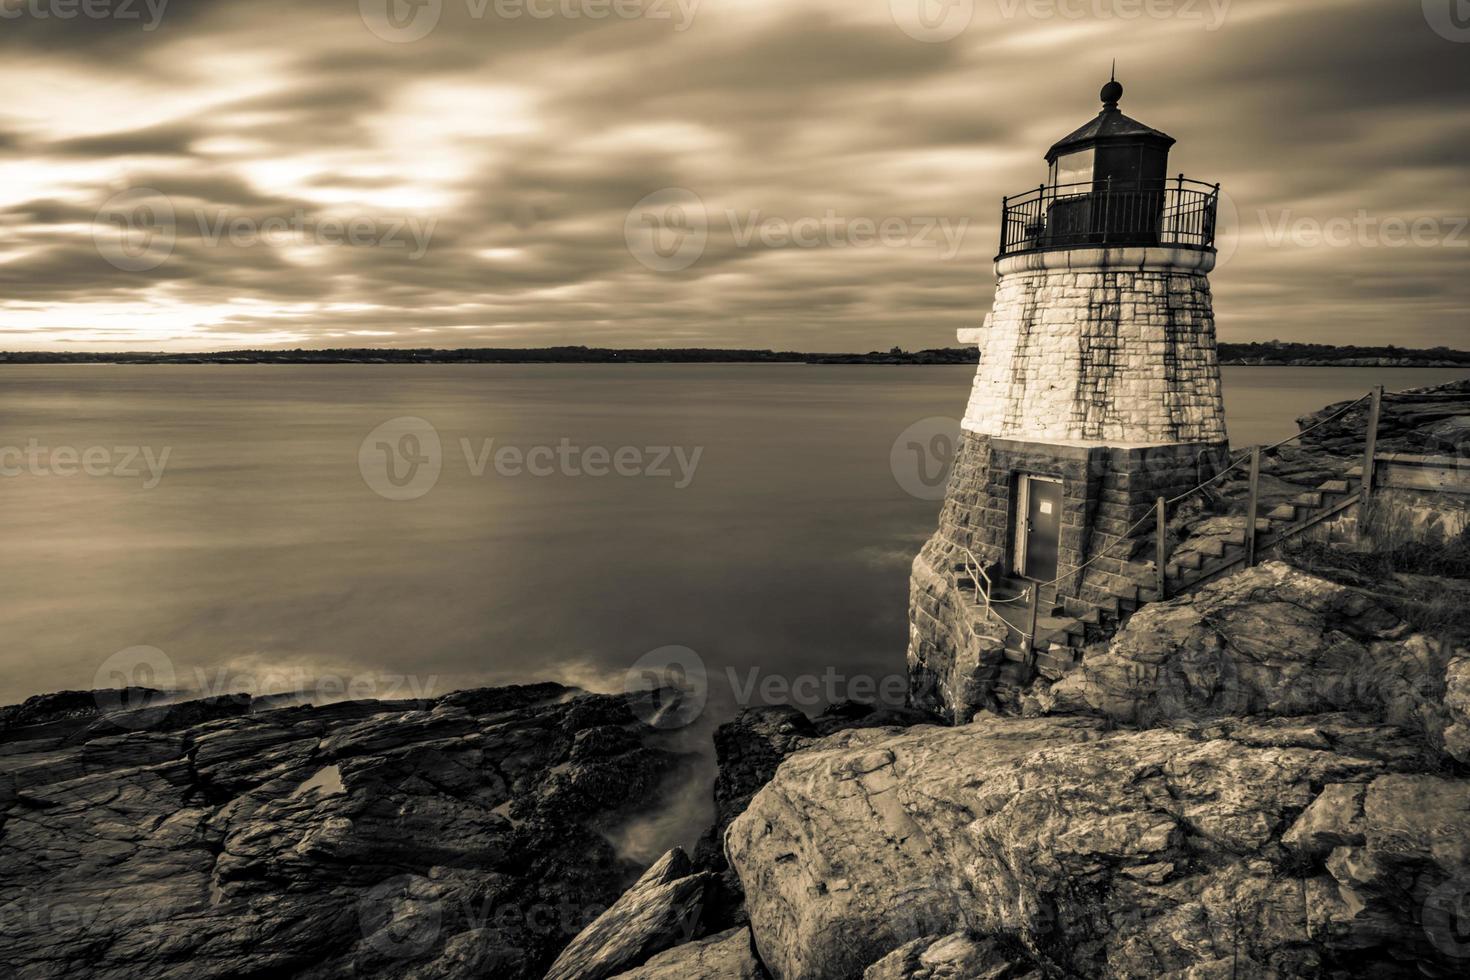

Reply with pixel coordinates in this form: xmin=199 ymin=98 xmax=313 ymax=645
xmin=3 ymin=364 xmax=1467 ymax=712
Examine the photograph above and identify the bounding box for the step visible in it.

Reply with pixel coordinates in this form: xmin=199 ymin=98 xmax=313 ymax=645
xmin=1292 ymin=491 xmax=1325 ymax=509
xmin=1193 ymin=538 xmax=1226 ymax=558
xmin=1221 ymin=528 xmax=1247 ymax=546
xmin=1318 ymin=479 xmax=1349 ymax=494
xmin=1267 ymin=504 xmax=1299 ymax=521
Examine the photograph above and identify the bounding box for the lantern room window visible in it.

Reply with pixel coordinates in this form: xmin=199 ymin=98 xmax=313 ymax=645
xmin=1051 ymin=150 xmax=1094 ymax=189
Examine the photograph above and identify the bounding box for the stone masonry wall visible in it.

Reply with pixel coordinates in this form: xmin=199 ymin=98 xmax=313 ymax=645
xmin=964 ymin=266 xmax=1227 ymax=445
xmin=908 ymin=430 xmax=1229 ymax=721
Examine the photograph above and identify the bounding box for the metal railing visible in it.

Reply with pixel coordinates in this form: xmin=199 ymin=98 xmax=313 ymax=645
xmin=999 ymin=176 xmax=1219 ymax=258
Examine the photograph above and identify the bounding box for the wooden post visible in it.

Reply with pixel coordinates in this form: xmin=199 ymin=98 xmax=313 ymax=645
xmin=1026 ymin=586 xmax=1041 ymax=668
xmin=1245 ymin=446 xmax=1262 ymax=567
xmin=1359 ymin=386 xmax=1384 ymax=523
xmin=1155 ymin=497 xmax=1168 ymax=601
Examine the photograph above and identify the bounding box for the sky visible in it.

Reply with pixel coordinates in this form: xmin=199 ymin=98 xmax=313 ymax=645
xmin=1 ymin=0 xmax=1466 ymax=352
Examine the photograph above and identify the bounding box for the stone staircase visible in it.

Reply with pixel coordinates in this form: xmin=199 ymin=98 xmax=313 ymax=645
xmin=953 ymin=466 xmax=1366 ymax=685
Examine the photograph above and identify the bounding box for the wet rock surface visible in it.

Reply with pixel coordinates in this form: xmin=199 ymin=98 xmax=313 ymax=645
xmin=607 ymin=926 xmax=768 ymax=979
xmin=0 ymin=683 xmax=692 ymax=980
xmin=545 ymin=847 xmax=715 ymax=980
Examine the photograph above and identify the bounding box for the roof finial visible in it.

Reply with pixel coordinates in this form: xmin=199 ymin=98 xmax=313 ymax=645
xmin=1101 ymin=65 xmax=1123 ymax=111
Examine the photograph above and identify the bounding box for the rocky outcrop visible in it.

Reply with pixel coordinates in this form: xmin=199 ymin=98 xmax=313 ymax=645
xmin=726 ymin=713 xmax=1467 ymax=979
xmin=0 ymin=683 xmax=695 ymax=980
xmin=1045 ymin=562 xmax=1470 ymax=763
xmin=608 ymin=927 xmax=768 ymax=979
xmin=861 ymin=933 xmax=1035 ymax=980
xmin=1300 ymin=379 xmax=1470 ymax=457
xmin=545 ymin=848 xmax=715 ymax=980
xmin=692 ymin=702 xmax=941 ymax=929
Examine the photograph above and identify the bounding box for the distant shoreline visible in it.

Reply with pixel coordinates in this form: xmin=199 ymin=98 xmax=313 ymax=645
xmin=3 ymin=343 xmax=1469 ymax=368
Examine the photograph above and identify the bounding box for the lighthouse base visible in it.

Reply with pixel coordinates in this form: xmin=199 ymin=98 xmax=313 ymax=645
xmin=907 ymin=430 xmax=1229 ymax=722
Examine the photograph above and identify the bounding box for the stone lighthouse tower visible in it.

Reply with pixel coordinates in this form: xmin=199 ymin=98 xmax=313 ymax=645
xmin=909 ymin=78 xmax=1229 ymax=721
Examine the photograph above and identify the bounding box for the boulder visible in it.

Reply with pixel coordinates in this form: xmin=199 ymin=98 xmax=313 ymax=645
xmin=608 ymin=927 xmax=768 ymax=979
xmin=861 ymin=933 xmax=1035 ymax=980
xmin=692 ymin=702 xmax=941 ymax=930
xmin=1050 ymin=562 xmax=1470 ymax=763
xmin=726 ymin=713 xmax=1466 ymax=979
xmin=544 ymin=848 xmax=715 ymax=980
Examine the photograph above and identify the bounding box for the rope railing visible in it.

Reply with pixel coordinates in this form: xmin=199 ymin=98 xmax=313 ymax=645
xmin=1023 ymin=388 xmax=1381 ymax=598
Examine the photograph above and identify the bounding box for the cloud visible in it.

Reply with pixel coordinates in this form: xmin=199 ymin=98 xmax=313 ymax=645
xmin=1 ymin=0 xmax=1466 ymax=350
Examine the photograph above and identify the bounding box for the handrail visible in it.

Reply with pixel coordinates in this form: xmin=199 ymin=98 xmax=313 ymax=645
xmin=958 ymin=546 xmax=994 ymax=616
xmin=999 ymin=175 xmax=1220 ymax=258
xmin=1020 ymin=389 xmax=1381 ymax=598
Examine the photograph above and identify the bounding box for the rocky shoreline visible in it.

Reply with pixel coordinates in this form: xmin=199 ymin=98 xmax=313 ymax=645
xmin=5 ymin=561 xmax=1469 ymax=979
xmin=6 ymin=385 xmax=1470 ymax=979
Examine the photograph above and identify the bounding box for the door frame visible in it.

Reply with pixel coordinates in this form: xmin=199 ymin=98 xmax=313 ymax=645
xmin=1013 ymin=473 xmax=1064 ymax=580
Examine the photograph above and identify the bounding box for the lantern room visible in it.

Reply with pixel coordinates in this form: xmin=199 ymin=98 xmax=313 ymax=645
xmin=999 ymin=78 xmax=1220 ymax=258
xmin=1045 ymin=78 xmax=1174 ymax=192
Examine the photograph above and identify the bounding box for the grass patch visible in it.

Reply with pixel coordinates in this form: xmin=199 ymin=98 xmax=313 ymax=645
xmin=1279 ymin=530 xmax=1470 ymax=645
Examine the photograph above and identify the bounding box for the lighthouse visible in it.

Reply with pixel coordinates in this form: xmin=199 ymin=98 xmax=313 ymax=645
xmin=910 ymin=78 xmax=1230 ymax=721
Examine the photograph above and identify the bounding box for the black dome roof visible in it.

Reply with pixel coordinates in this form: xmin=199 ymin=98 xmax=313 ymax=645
xmin=1045 ymin=82 xmax=1175 ymax=163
